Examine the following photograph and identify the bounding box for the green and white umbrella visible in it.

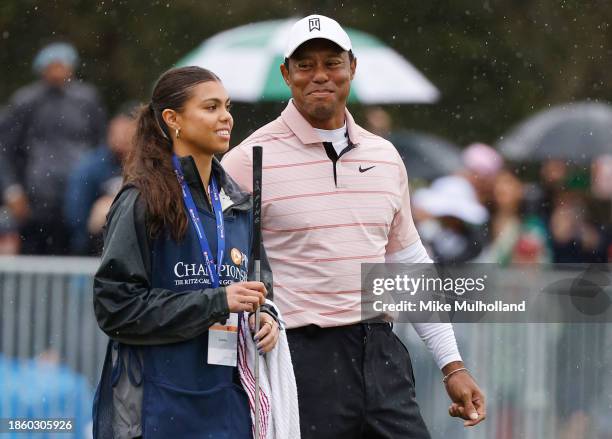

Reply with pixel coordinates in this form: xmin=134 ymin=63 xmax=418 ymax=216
xmin=176 ymin=18 xmax=439 ymax=104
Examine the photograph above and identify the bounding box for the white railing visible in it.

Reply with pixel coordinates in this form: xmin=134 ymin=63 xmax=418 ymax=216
xmin=397 ymin=321 xmax=612 ymax=438
xmin=0 ymin=256 xmax=105 ymax=385
xmin=1 ymin=257 xmax=611 ymax=438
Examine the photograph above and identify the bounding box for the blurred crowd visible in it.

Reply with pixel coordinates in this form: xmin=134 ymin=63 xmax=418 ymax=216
xmin=0 ymin=42 xmax=136 ymax=256
xmin=363 ymin=107 xmax=612 ymax=266
xmin=1 ymin=42 xmax=612 ymax=264
xmin=409 ymin=148 xmax=612 ymax=265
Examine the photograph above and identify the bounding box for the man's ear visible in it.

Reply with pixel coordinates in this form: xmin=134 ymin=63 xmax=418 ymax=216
xmin=349 ymin=56 xmax=357 ymax=80
xmin=280 ymin=63 xmax=290 ymax=87
xmin=162 ymin=108 xmax=179 ymax=131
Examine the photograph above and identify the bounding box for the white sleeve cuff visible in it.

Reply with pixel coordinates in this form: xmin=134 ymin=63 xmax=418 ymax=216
xmin=411 ymin=322 xmax=463 ymax=370
xmin=385 ymin=239 xmax=433 ymax=263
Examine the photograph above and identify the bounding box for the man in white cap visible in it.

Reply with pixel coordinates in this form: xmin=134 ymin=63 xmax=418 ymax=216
xmin=223 ymin=14 xmax=485 ymax=438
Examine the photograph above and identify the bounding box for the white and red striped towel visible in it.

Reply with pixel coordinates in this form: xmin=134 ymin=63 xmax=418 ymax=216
xmin=237 ymin=301 xmax=300 ymax=439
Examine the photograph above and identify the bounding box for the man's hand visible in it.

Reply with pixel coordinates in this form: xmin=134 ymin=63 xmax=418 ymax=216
xmin=442 ymin=361 xmax=486 ymax=427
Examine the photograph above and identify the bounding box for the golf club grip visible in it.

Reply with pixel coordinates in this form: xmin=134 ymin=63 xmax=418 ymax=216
xmin=252 ymin=146 xmax=263 ymax=261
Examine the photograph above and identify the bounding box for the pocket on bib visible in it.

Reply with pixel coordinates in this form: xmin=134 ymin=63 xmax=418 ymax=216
xmin=142 ymin=379 xmax=250 ymax=439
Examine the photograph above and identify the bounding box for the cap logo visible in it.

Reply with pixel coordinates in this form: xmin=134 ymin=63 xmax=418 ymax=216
xmin=308 ymin=17 xmax=320 ymax=32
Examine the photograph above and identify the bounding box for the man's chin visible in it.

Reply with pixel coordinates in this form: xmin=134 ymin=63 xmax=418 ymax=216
xmin=309 ymin=103 xmax=337 ymax=121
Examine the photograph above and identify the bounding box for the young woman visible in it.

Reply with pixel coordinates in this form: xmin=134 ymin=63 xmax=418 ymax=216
xmin=92 ymin=66 xmax=280 ymax=438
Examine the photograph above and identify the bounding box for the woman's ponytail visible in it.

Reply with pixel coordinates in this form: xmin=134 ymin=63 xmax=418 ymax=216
xmin=123 ymin=66 xmax=220 ymax=240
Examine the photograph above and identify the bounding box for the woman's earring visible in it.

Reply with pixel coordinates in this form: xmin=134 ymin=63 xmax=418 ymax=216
xmin=175 ymin=127 xmax=181 ymax=139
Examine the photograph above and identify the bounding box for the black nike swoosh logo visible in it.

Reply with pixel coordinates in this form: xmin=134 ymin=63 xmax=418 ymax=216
xmin=359 ymin=165 xmax=376 ymax=173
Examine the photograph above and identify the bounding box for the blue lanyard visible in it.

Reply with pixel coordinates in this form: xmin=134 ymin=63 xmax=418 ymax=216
xmin=172 ymin=155 xmax=225 ymax=288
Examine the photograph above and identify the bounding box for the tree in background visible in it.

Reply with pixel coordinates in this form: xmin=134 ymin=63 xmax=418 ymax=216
xmin=1 ymin=0 xmax=610 ymax=144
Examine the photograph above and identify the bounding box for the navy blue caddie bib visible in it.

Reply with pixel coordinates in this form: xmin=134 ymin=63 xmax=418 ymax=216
xmin=140 ymin=195 xmax=253 ymax=438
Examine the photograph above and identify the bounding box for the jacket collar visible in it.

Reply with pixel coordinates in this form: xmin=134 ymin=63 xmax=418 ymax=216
xmin=281 ymin=99 xmax=362 ymax=147
xmin=178 ymin=155 xmax=251 ymax=212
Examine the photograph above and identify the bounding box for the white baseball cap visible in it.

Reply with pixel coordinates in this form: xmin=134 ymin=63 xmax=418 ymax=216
xmin=412 ymin=176 xmax=489 ymax=225
xmin=284 ymin=14 xmax=352 ymax=58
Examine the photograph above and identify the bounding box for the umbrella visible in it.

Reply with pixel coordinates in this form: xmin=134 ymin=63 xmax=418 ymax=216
xmin=498 ymin=102 xmax=612 ymax=163
xmin=389 ymin=130 xmax=463 ymax=180
xmin=176 ymin=19 xmax=439 ymax=104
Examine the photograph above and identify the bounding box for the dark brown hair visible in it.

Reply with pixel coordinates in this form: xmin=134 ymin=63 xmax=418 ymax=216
xmin=123 ymin=66 xmax=220 ymax=240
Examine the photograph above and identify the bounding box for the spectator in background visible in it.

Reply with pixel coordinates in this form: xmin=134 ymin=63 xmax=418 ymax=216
xmin=412 ymin=175 xmax=488 ymax=263
xmin=64 ymin=102 xmax=137 ymax=255
xmin=590 ymin=155 xmax=612 ymax=261
xmin=540 ymin=159 xmax=569 ymax=221
xmin=0 ymin=41 xmax=106 ymax=255
xmin=479 ymin=170 xmax=550 ymax=264
xmin=0 ymin=132 xmax=20 ymax=255
xmin=0 ymin=206 xmax=20 ymax=255
xmin=549 ymin=193 xmax=607 ymax=263
xmin=364 ymin=106 xmax=393 ymax=138
xmin=460 ymin=142 xmax=504 ymax=208
xmin=536 ymin=157 xmax=609 ymax=263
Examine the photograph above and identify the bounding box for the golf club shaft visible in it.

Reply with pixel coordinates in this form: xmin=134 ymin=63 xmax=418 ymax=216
xmin=252 ymin=145 xmax=263 ymax=438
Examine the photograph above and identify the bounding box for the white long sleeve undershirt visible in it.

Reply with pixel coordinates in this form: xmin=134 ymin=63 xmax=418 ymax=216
xmin=386 ymin=240 xmax=463 ymax=370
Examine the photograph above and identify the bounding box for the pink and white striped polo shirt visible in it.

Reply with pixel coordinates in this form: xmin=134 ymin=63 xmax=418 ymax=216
xmin=222 ymin=101 xmax=419 ymax=329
